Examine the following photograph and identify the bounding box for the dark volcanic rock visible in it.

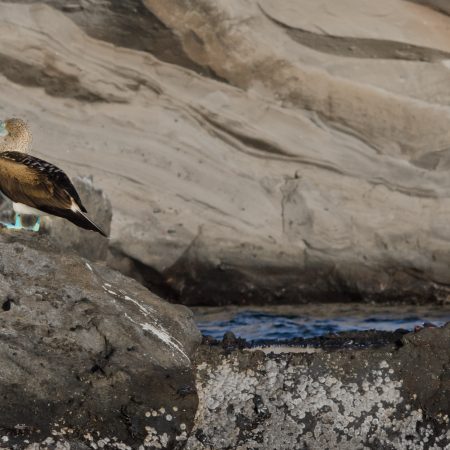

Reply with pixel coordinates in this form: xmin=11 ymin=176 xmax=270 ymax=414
xmin=0 ymin=231 xmax=201 ymax=449
xmin=188 ymin=325 xmax=450 ymax=449
xmin=273 ymin=329 xmax=410 ymax=350
xmin=163 ymin=243 xmax=450 ymax=306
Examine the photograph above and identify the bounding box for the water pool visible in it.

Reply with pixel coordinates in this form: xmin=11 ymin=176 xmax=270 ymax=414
xmin=193 ymin=303 xmax=450 ymax=343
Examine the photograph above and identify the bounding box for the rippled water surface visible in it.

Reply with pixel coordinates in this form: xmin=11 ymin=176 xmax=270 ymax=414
xmin=193 ymin=304 xmax=450 ymax=343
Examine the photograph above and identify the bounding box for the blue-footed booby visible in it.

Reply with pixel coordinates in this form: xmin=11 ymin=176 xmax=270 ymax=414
xmin=0 ymin=118 xmax=107 ymax=237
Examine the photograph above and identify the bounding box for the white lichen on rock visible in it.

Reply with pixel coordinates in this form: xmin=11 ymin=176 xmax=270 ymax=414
xmin=187 ymin=350 xmax=450 ymax=449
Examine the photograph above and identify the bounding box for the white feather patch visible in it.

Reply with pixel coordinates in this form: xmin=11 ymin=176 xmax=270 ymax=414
xmin=13 ymin=202 xmax=46 ymax=216
xmin=70 ymin=201 xmax=80 ymax=212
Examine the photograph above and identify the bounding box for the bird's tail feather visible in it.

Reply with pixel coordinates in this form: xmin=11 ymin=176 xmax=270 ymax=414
xmin=74 ymin=210 xmax=108 ymax=237
xmin=37 ymin=204 xmax=108 ymax=237
xmin=59 ymin=208 xmax=108 ymax=237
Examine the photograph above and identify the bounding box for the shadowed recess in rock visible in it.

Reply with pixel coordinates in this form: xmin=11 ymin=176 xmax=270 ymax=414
xmin=406 ymin=0 xmax=450 ymax=15
xmin=0 ymin=0 xmax=227 ymax=81
xmin=0 ymin=53 xmax=106 ymax=102
xmin=259 ymin=4 xmax=450 ymax=61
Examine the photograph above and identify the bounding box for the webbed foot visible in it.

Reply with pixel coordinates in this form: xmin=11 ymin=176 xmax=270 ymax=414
xmin=0 ymin=214 xmax=23 ymax=230
xmin=0 ymin=214 xmax=40 ymax=232
xmin=30 ymin=216 xmax=40 ymax=232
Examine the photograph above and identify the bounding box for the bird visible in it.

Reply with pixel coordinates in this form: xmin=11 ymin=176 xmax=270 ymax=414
xmin=0 ymin=118 xmax=107 ymax=237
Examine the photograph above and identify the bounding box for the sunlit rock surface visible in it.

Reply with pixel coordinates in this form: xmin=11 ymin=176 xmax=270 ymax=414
xmin=189 ymin=326 xmax=450 ymax=449
xmin=0 ymin=1 xmax=450 ymax=303
xmin=0 ymin=231 xmax=200 ymax=449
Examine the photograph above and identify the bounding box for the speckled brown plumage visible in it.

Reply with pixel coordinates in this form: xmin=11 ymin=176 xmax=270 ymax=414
xmin=0 ymin=118 xmax=32 ymax=153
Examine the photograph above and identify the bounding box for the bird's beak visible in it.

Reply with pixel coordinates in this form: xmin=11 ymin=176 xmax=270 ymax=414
xmin=0 ymin=122 xmax=8 ymax=138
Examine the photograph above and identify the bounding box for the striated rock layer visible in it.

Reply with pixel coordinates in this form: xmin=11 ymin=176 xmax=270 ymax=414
xmin=0 ymin=1 xmax=450 ymax=303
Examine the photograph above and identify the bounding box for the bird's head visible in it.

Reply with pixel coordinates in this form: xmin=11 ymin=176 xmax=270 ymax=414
xmin=0 ymin=121 xmax=8 ymax=138
xmin=0 ymin=118 xmax=32 ymax=153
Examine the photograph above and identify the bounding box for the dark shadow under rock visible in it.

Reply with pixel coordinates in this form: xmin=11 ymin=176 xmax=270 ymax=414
xmin=107 ymin=247 xmax=179 ymax=302
xmin=1 ymin=0 xmax=224 ymax=81
xmin=107 ymin=229 xmax=450 ymax=306
xmin=0 ymin=52 xmax=107 ymax=103
xmin=162 ymin=246 xmax=450 ymax=306
xmin=259 ymin=4 xmax=450 ymax=62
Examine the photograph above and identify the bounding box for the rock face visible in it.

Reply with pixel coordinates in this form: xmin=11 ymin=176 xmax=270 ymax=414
xmin=189 ymin=327 xmax=450 ymax=449
xmin=0 ymin=1 xmax=450 ymax=303
xmin=0 ymin=230 xmax=201 ymax=449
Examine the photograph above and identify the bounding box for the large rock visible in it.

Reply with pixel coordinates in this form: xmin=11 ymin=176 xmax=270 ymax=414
xmin=0 ymin=230 xmax=201 ymax=449
xmin=1 ymin=2 xmax=450 ymax=303
xmin=188 ymin=327 xmax=450 ymax=449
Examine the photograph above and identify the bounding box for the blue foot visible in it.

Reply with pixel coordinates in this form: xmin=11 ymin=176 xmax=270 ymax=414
xmin=31 ymin=216 xmax=40 ymax=232
xmin=0 ymin=214 xmax=23 ymax=230
xmin=15 ymin=214 xmax=23 ymax=229
xmin=0 ymin=222 xmax=21 ymax=230
xmin=0 ymin=215 xmax=40 ymax=232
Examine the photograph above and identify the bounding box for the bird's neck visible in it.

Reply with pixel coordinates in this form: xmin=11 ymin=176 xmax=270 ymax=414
xmin=0 ymin=133 xmax=31 ymax=153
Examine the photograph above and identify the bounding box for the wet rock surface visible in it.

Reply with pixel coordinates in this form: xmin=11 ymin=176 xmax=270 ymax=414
xmin=189 ymin=326 xmax=450 ymax=449
xmin=0 ymin=231 xmax=201 ymax=449
xmin=203 ymin=328 xmax=411 ymax=352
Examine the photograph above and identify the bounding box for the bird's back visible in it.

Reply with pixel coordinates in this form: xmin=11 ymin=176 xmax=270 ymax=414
xmin=0 ymin=151 xmax=106 ymax=236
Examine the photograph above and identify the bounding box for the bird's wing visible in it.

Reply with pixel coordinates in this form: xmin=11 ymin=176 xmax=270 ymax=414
xmin=0 ymin=151 xmax=87 ymax=213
